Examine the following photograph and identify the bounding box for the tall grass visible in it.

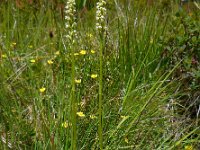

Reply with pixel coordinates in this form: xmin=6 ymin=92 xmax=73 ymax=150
xmin=0 ymin=0 xmax=199 ymax=149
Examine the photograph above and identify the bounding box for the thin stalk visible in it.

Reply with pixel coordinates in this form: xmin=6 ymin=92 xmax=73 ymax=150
xmin=96 ymin=1 xmax=107 ymax=148
xmin=71 ymin=45 xmax=77 ymax=150
xmin=98 ymin=38 xmax=103 ymax=150
xmin=64 ymin=1 xmax=78 ymax=149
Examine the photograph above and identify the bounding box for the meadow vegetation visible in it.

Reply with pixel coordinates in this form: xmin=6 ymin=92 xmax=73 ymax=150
xmin=0 ymin=0 xmax=199 ymax=149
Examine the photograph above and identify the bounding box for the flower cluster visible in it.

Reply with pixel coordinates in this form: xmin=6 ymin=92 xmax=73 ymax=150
xmin=65 ymin=0 xmax=77 ymax=44
xmin=96 ymin=0 xmax=107 ymax=33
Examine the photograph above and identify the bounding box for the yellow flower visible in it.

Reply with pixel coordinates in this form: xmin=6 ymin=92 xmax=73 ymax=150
xmin=77 ymin=112 xmax=85 ymax=117
xmin=125 ymin=137 xmax=129 ymax=143
xmin=185 ymin=145 xmax=193 ymax=150
xmin=30 ymin=59 xmax=36 ymax=63
xmin=47 ymin=60 xmax=53 ymax=65
xmin=62 ymin=121 xmax=71 ymax=128
xmin=79 ymin=50 xmax=87 ymax=55
xmin=89 ymin=115 xmax=97 ymax=119
xmin=75 ymin=79 xmax=81 ymax=84
xmin=28 ymin=45 xmax=33 ymax=48
xmin=11 ymin=42 xmax=16 ymax=46
xmin=91 ymin=50 xmax=96 ymax=54
xmin=87 ymin=33 xmax=93 ymax=38
xmin=120 ymin=115 xmax=127 ymax=119
xmin=55 ymin=51 xmax=60 ymax=55
xmin=2 ymin=54 xmax=7 ymax=58
xmin=39 ymin=87 xmax=46 ymax=93
xmin=74 ymin=53 xmax=79 ymax=56
xmin=91 ymin=74 xmax=98 ymax=79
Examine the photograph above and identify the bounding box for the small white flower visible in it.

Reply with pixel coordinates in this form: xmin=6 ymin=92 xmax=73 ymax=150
xmin=65 ymin=0 xmax=77 ymax=43
xmin=96 ymin=0 xmax=107 ymax=33
xmin=65 ymin=24 xmax=70 ymax=28
xmin=65 ymin=16 xmax=70 ymax=20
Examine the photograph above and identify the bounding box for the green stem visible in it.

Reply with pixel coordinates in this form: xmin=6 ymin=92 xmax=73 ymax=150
xmin=99 ymin=37 xmax=103 ymax=150
xmin=71 ymin=45 xmax=77 ymax=150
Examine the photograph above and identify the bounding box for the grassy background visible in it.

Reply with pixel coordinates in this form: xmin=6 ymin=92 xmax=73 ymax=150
xmin=0 ymin=0 xmax=199 ymax=149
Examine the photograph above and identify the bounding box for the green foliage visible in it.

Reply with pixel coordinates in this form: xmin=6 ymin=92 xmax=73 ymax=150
xmin=161 ymin=11 xmax=200 ymax=118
